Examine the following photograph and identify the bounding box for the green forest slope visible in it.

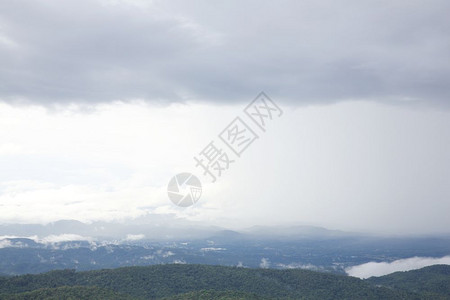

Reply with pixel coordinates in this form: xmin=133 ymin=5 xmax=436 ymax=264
xmin=0 ymin=264 xmax=448 ymax=299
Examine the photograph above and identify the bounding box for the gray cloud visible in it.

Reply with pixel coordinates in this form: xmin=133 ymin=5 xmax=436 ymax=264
xmin=1 ymin=0 xmax=450 ymax=106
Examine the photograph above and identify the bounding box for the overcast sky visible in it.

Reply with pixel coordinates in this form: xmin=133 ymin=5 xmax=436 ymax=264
xmin=0 ymin=0 xmax=449 ymax=234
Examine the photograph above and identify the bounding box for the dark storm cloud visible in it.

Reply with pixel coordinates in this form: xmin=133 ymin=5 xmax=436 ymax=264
xmin=0 ymin=0 xmax=449 ymax=106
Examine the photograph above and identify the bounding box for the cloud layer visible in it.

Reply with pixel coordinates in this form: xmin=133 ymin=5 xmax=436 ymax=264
xmin=346 ymin=256 xmax=450 ymax=279
xmin=1 ymin=0 xmax=450 ymax=106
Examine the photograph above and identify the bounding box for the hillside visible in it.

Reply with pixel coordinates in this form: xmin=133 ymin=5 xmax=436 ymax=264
xmin=1 ymin=286 xmax=134 ymax=300
xmin=0 ymin=264 xmax=448 ymax=299
xmin=367 ymin=264 xmax=450 ymax=298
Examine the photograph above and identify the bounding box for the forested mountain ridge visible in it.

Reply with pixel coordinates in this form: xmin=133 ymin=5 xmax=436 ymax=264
xmin=367 ymin=264 xmax=450 ymax=298
xmin=0 ymin=264 xmax=449 ymax=299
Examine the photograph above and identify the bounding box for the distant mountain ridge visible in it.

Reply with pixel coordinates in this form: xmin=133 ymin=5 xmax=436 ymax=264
xmin=0 ymin=219 xmax=358 ymax=241
xmin=1 ymin=218 xmax=448 ymax=242
xmin=1 ymin=224 xmax=450 ymax=276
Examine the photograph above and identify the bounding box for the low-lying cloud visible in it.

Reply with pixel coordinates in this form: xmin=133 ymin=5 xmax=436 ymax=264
xmin=0 ymin=234 xmax=94 ymax=245
xmin=125 ymin=234 xmax=145 ymax=241
xmin=346 ymin=256 xmax=450 ymax=279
